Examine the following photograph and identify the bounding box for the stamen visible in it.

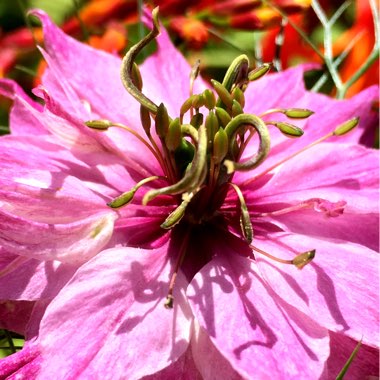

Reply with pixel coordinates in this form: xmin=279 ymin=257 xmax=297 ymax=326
xmin=189 ymin=59 xmax=201 ymax=97
xmin=228 ymin=183 xmax=253 ymax=243
xmin=161 ymin=193 xmax=192 ymax=229
xmin=219 ymin=54 xmax=249 ymax=95
xmin=247 ymin=63 xmax=272 ymax=82
xmin=107 ymin=176 xmax=161 ymax=208
xmin=260 ymin=108 xmax=314 ymax=119
xmin=242 ymin=117 xmax=360 ymax=187
xmin=86 ymin=120 xmax=165 ymax=171
xmin=164 ymin=228 xmax=191 ymax=309
xmin=224 ymin=114 xmax=271 ymax=173
xmin=265 ymin=121 xmax=304 ymax=138
xmin=250 ymin=244 xmax=315 ymax=270
xmin=143 ymin=125 xmax=208 ymax=204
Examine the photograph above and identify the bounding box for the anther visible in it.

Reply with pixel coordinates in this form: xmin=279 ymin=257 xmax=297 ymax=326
xmin=248 ymin=63 xmax=272 ymax=82
xmin=267 ymin=121 xmax=304 ymax=138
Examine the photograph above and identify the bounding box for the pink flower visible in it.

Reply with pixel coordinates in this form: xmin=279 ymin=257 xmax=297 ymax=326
xmin=0 ymin=9 xmax=379 ymax=380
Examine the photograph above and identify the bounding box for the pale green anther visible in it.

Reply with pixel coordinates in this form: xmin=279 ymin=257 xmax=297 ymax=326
xmin=231 ymin=99 xmax=243 ymax=117
xmin=292 ymin=249 xmax=315 ymax=269
xmin=248 ymin=63 xmax=272 ymax=82
xmin=143 ymin=125 xmax=208 ymax=204
xmin=215 ymin=107 xmax=232 ymax=128
xmin=192 ymin=95 xmax=205 ymax=109
xmin=333 ymin=117 xmax=359 ymax=136
xmin=224 ymin=114 xmax=270 ymax=173
xmin=190 ymin=113 xmax=204 ymax=129
xmin=131 ymin=62 xmax=143 ymax=91
xmin=220 ymin=54 xmax=249 ymax=93
xmin=211 ymin=79 xmax=233 ymax=109
xmin=202 ymin=89 xmax=216 ymax=109
xmin=108 ymin=175 xmax=160 ymax=209
xmin=85 ymin=119 xmax=112 ymax=130
xmin=213 ymin=127 xmax=229 ymax=164
xmin=120 ymin=7 xmax=160 ymax=114
xmin=284 ymin=108 xmax=314 ymax=119
xmin=156 ymin=103 xmax=170 ymax=138
xmin=180 ymin=95 xmax=197 ymax=119
xmin=271 ymin=121 xmax=304 ymax=138
xmin=166 ymin=118 xmax=182 ymax=151
xmin=140 ymin=105 xmax=151 ymax=136
xmin=107 ymin=190 xmax=135 ymax=208
xmin=232 ymin=87 xmax=245 ymax=109
xmin=229 ymin=183 xmax=253 ymax=243
xmin=160 ymin=195 xmax=192 ymax=229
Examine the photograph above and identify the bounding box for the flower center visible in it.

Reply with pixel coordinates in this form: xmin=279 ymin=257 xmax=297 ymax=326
xmin=85 ymin=8 xmax=359 ymax=308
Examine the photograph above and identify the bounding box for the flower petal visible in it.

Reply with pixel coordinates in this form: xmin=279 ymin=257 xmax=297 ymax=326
xmin=0 ymin=210 xmax=116 ymax=264
xmin=254 ymin=232 xmax=379 ymax=347
xmin=239 ymin=143 xmax=379 ymax=250
xmin=37 ymin=245 xmax=192 ymax=379
xmin=188 ymin=248 xmax=329 ymax=379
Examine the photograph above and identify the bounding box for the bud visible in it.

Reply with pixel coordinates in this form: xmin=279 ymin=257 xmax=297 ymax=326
xmin=284 ymin=108 xmax=314 ymax=119
xmin=213 ymin=127 xmax=229 ymax=164
xmin=248 ymin=63 xmax=272 ymax=81
xmin=273 ymin=122 xmax=304 ymax=138
xmin=155 ymin=103 xmax=170 ymax=138
xmin=140 ymin=105 xmax=151 ymax=136
xmin=211 ymin=79 xmax=233 ymax=109
xmin=165 ymin=118 xmax=182 ymax=151
xmin=215 ymin=107 xmax=232 ymax=128
xmin=85 ymin=119 xmax=112 ymax=130
xmin=107 ymin=190 xmax=135 ymax=208
xmin=292 ymin=250 xmax=315 ymax=269
xmin=202 ymin=89 xmax=216 ymax=109
xmin=333 ymin=117 xmax=359 ymax=136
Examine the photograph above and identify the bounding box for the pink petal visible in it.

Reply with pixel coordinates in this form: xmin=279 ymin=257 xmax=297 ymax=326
xmin=0 ymin=210 xmax=116 ymax=264
xmin=322 ymin=331 xmax=379 ymax=380
xmin=238 ymin=143 xmax=379 ymax=250
xmin=254 ymin=232 xmax=379 ymax=347
xmin=0 ymin=254 xmax=76 ymax=300
xmin=0 ymin=339 xmax=41 ymax=378
xmin=188 ymin=252 xmax=329 ymax=379
xmin=37 ymin=245 xmax=192 ymax=378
